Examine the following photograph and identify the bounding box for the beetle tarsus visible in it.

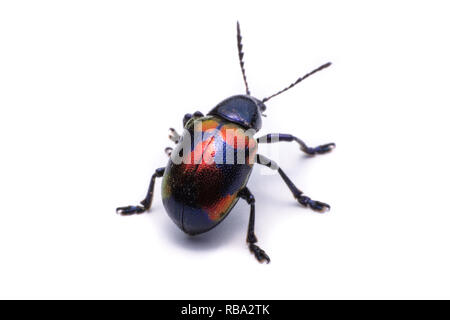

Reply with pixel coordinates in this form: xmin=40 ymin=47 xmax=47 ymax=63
xmin=116 ymin=205 xmax=146 ymax=215
xmin=302 ymin=142 xmax=336 ymax=155
xmin=249 ymin=243 xmax=270 ymax=264
xmin=116 ymin=167 xmax=165 ymax=217
xmin=297 ymin=196 xmax=330 ymax=213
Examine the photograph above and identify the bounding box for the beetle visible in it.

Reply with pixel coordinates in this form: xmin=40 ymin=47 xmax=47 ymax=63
xmin=117 ymin=22 xmax=335 ymax=263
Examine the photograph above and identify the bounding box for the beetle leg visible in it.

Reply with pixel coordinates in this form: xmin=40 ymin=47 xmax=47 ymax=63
xmin=168 ymin=128 xmax=181 ymax=144
xmin=256 ymin=154 xmax=331 ymax=213
xmin=183 ymin=113 xmax=193 ymax=126
xmin=116 ymin=167 xmax=165 ymax=216
xmin=165 ymin=147 xmax=173 ymax=157
xmin=257 ymin=133 xmax=335 ymax=156
xmin=183 ymin=111 xmax=204 ymax=127
xmin=238 ymin=187 xmax=270 ymax=264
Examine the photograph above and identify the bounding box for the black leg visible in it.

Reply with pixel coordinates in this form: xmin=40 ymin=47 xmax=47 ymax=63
xmin=183 ymin=111 xmax=204 ymax=126
xmin=116 ymin=167 xmax=165 ymax=215
xmin=257 ymin=133 xmax=335 ymax=156
xmin=168 ymin=128 xmax=181 ymax=144
xmin=256 ymin=154 xmax=330 ymax=212
xmin=165 ymin=147 xmax=173 ymax=157
xmin=238 ymin=187 xmax=270 ymax=263
xmin=183 ymin=113 xmax=192 ymax=126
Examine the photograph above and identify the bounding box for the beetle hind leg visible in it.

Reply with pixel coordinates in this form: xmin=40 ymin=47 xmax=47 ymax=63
xmin=116 ymin=167 xmax=165 ymax=216
xmin=238 ymin=187 xmax=270 ymax=263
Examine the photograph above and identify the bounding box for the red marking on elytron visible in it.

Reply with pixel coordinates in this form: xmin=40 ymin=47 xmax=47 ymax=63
xmin=220 ymin=125 xmax=256 ymax=151
xmin=179 ymin=134 xmax=218 ymax=178
xmin=203 ymin=193 xmax=237 ymax=221
xmin=186 ymin=136 xmax=216 ymax=165
xmin=219 ymin=125 xmax=257 ymax=164
xmin=195 ymin=119 xmax=220 ymax=132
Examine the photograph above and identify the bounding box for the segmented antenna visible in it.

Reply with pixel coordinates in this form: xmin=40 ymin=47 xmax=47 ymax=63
xmin=237 ymin=21 xmax=250 ymax=95
xmin=262 ymin=62 xmax=332 ymax=103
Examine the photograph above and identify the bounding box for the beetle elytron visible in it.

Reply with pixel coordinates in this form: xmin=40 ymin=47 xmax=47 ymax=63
xmin=117 ymin=22 xmax=335 ymax=263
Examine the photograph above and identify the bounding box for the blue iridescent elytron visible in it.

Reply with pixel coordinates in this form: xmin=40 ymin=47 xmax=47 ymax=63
xmin=162 ymin=113 xmax=257 ymax=235
xmin=117 ymin=22 xmax=335 ymax=263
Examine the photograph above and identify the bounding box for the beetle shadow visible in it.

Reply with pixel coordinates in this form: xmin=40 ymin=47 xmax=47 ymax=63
xmin=160 ymin=178 xmax=301 ymax=252
xmin=160 ymin=152 xmax=318 ymax=252
xmin=161 ymin=201 xmax=249 ymax=251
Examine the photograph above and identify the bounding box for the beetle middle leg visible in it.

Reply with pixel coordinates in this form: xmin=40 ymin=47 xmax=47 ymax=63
xmin=257 ymin=133 xmax=335 ymax=156
xmin=238 ymin=187 xmax=270 ymax=263
xmin=256 ymin=154 xmax=330 ymax=212
xmin=116 ymin=167 xmax=165 ymax=215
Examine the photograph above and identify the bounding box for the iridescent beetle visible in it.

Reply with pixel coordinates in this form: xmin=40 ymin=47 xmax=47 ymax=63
xmin=117 ymin=22 xmax=335 ymax=263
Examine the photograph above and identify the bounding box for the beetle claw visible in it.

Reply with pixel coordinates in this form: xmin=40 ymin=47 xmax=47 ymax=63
xmin=116 ymin=205 xmax=146 ymax=215
xmin=302 ymin=142 xmax=336 ymax=155
xmin=316 ymin=143 xmax=336 ymax=154
xmin=297 ymin=196 xmax=330 ymax=213
xmin=249 ymin=243 xmax=271 ymax=264
xmin=309 ymin=200 xmax=330 ymax=213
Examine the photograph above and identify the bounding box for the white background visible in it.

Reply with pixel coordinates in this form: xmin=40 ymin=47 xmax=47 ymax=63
xmin=1 ymin=1 xmax=449 ymax=299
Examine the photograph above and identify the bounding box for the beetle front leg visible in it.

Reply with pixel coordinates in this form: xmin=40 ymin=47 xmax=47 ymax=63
xmin=164 ymin=147 xmax=173 ymax=157
xmin=170 ymin=111 xmax=205 ymax=145
xmin=257 ymin=133 xmax=335 ymax=156
xmin=182 ymin=111 xmax=204 ymax=126
xmin=116 ymin=167 xmax=165 ymax=215
xmin=168 ymin=128 xmax=181 ymax=144
xmin=256 ymin=154 xmax=330 ymax=212
xmin=238 ymin=187 xmax=270 ymax=263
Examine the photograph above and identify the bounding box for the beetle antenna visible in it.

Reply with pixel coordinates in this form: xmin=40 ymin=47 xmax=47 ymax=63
xmin=237 ymin=21 xmax=251 ymax=95
xmin=262 ymin=62 xmax=332 ymax=103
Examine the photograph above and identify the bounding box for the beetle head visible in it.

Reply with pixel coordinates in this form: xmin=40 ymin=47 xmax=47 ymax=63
xmin=207 ymin=95 xmax=266 ymax=132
